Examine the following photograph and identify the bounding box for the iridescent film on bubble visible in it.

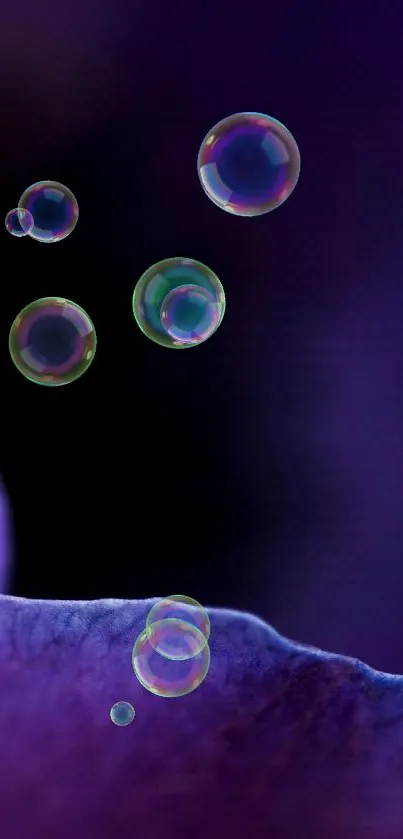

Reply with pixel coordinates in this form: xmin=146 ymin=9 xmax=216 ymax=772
xmin=18 ymin=180 xmax=79 ymax=243
xmin=146 ymin=595 xmax=210 ymax=658
xmin=132 ymin=619 xmax=211 ymax=697
xmin=9 ymin=297 xmax=97 ymax=386
xmin=132 ymin=257 xmax=226 ymax=349
xmin=197 ymin=112 xmax=300 ymax=217
xmin=5 ymin=208 xmax=34 ymax=238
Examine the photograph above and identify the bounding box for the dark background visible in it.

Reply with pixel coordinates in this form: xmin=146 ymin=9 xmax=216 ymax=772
xmin=1 ymin=0 xmax=403 ymax=672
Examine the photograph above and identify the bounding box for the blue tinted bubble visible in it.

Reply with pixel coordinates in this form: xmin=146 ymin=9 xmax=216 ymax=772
xmin=133 ymin=257 xmax=226 ymax=349
xmin=197 ymin=112 xmax=300 ymax=217
xmin=5 ymin=208 xmax=34 ymax=238
xmin=110 ymin=701 xmax=135 ymax=727
xmin=18 ymin=180 xmax=79 ymax=243
xmin=9 ymin=297 xmax=97 ymax=386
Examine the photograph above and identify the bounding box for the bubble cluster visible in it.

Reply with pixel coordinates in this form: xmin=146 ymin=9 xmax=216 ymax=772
xmin=110 ymin=701 xmax=135 ymax=727
xmin=132 ymin=257 xmax=225 ymax=349
xmin=132 ymin=618 xmax=210 ymax=697
xmin=18 ymin=180 xmax=79 ymax=243
xmin=197 ymin=111 xmax=300 ymax=217
xmin=146 ymin=595 xmax=210 ymax=658
xmin=5 ymin=208 xmax=34 ymax=238
xmin=9 ymin=297 xmax=97 ymax=386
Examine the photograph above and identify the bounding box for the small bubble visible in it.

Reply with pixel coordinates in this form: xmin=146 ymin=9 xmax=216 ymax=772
xmin=132 ymin=619 xmax=210 ymax=697
xmin=9 ymin=297 xmax=97 ymax=386
xmin=5 ymin=207 xmax=34 ymax=238
xmin=110 ymin=701 xmax=135 ymax=727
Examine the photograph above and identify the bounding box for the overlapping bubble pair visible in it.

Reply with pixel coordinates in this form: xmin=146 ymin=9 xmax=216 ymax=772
xmin=132 ymin=595 xmax=211 ymax=698
xmin=5 ymin=180 xmax=79 ymax=243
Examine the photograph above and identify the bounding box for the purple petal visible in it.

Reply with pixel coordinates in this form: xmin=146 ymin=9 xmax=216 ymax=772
xmin=0 ymin=597 xmax=402 ymax=838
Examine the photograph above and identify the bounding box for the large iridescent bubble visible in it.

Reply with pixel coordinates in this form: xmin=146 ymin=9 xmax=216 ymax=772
xmin=9 ymin=297 xmax=97 ymax=386
xmin=146 ymin=596 xmax=210 ymax=659
xmin=132 ymin=257 xmax=225 ymax=349
xmin=18 ymin=181 xmax=79 ymax=243
xmin=132 ymin=619 xmax=211 ymax=697
xmin=197 ymin=112 xmax=300 ymax=217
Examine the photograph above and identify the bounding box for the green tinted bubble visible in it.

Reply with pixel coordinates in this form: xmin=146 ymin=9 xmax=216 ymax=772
xmin=132 ymin=257 xmax=225 ymax=349
xmin=132 ymin=619 xmax=210 ymax=697
xmin=110 ymin=700 xmax=135 ymax=727
xmin=9 ymin=297 xmax=97 ymax=386
xmin=146 ymin=595 xmax=210 ymax=659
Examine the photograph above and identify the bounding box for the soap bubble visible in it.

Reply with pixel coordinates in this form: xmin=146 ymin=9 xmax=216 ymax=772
xmin=5 ymin=208 xmax=34 ymax=238
xmin=146 ymin=596 xmax=210 ymax=659
xmin=110 ymin=701 xmax=135 ymax=727
xmin=160 ymin=284 xmax=220 ymax=345
xmin=197 ymin=112 xmax=300 ymax=217
xmin=9 ymin=297 xmax=97 ymax=386
xmin=18 ymin=180 xmax=79 ymax=243
xmin=132 ymin=257 xmax=225 ymax=349
xmin=143 ymin=618 xmax=205 ymax=661
xmin=132 ymin=619 xmax=211 ymax=697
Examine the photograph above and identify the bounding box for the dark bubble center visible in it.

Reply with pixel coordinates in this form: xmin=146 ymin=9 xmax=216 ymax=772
xmin=218 ymin=135 xmax=282 ymax=194
xmin=27 ymin=314 xmax=79 ymax=366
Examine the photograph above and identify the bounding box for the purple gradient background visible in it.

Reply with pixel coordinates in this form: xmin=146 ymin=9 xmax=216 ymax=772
xmin=2 ymin=0 xmax=403 ymax=833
